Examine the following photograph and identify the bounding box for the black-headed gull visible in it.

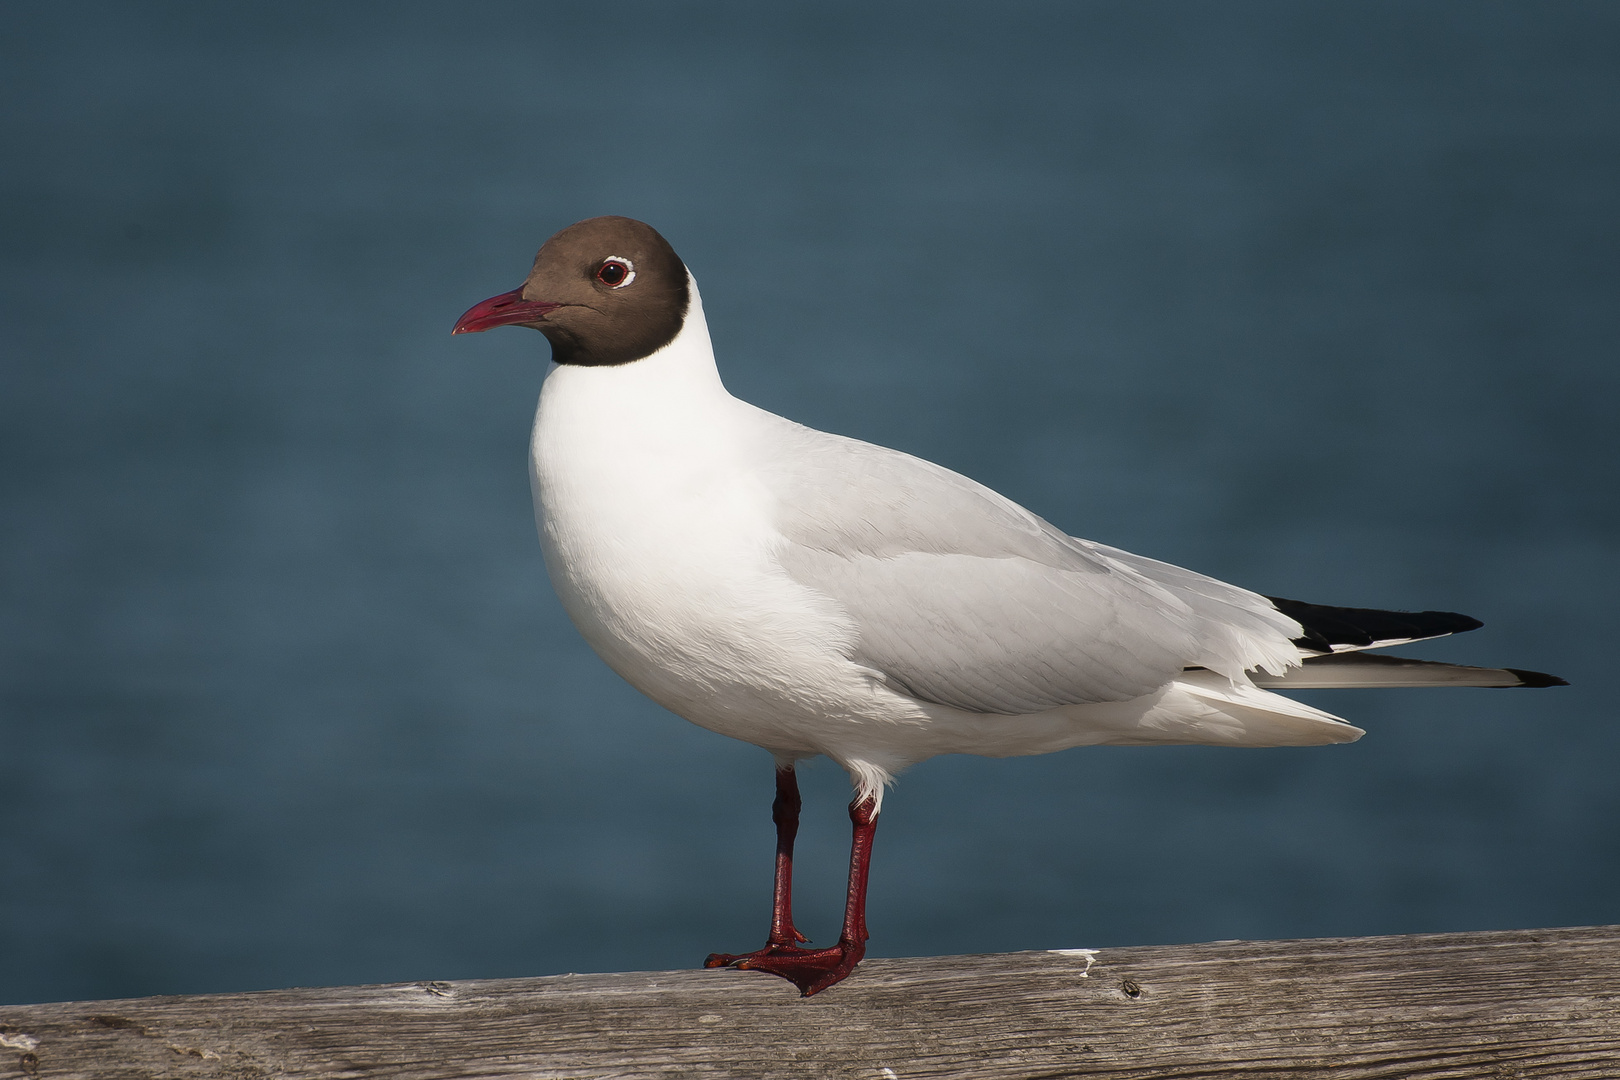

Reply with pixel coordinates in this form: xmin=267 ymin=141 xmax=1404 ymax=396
xmin=454 ymin=216 xmax=1564 ymax=996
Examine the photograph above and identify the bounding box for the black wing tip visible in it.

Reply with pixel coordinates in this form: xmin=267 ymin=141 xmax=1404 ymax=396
xmin=1504 ymin=668 xmax=1569 ymax=688
xmin=1266 ymin=596 xmax=1484 ymax=650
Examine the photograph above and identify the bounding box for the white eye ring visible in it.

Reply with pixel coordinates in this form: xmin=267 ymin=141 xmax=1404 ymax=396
xmin=597 ymin=257 xmax=636 ymax=288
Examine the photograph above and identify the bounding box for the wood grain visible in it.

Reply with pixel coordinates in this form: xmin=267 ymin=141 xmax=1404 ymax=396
xmin=2 ymin=926 xmax=1617 ymax=1079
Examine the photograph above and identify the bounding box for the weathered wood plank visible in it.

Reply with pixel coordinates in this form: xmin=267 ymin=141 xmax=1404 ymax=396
xmin=2 ymin=926 xmax=1616 ymax=1079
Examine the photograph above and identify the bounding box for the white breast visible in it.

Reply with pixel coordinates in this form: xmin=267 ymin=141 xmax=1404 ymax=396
xmin=528 ymin=286 xmax=885 ymax=755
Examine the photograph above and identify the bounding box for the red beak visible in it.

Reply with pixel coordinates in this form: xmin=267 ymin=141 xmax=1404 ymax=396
xmin=452 ymin=288 xmax=562 ymax=335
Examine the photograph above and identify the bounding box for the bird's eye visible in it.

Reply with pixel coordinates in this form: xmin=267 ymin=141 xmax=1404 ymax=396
xmin=596 ymin=258 xmax=635 ymax=288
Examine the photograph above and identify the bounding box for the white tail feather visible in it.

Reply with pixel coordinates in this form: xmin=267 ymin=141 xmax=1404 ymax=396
xmin=1251 ymin=653 xmax=1558 ymax=689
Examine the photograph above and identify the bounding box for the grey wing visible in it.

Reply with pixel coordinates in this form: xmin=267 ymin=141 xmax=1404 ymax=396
xmin=761 ymin=423 xmax=1301 ymax=715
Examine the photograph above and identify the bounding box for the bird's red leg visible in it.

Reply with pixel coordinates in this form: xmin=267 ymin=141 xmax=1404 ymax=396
xmin=766 ymin=765 xmax=811 ymax=948
xmin=707 ymin=786 xmax=879 ymax=997
xmin=705 ymin=766 xmax=810 ymax=967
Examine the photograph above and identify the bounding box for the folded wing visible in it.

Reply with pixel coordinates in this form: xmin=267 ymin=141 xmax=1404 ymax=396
xmin=761 ymin=423 xmax=1303 ymax=715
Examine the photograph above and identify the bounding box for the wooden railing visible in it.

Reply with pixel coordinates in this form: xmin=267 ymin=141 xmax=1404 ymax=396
xmin=2 ymin=925 xmax=1616 ymax=1078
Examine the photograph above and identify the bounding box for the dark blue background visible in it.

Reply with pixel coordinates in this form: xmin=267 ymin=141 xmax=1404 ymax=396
xmin=3 ymin=1 xmax=1616 ymax=1006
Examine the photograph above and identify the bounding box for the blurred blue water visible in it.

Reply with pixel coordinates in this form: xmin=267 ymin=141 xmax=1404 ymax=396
xmin=2 ymin=1 xmax=1616 ymax=1006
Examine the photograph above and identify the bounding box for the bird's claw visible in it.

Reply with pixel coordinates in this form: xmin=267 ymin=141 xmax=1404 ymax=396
xmin=703 ymin=940 xmax=804 ymax=968
xmin=705 ymin=939 xmax=865 ymax=996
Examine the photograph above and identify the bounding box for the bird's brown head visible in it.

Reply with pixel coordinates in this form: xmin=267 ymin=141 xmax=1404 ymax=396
xmin=453 ymin=216 xmax=690 ymax=367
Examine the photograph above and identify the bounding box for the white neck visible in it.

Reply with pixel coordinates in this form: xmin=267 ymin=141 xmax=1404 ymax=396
xmin=531 ymin=275 xmax=760 ymax=511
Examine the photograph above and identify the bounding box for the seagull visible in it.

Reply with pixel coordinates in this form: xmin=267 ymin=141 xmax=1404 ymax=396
xmin=453 ymin=215 xmax=1565 ymax=996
